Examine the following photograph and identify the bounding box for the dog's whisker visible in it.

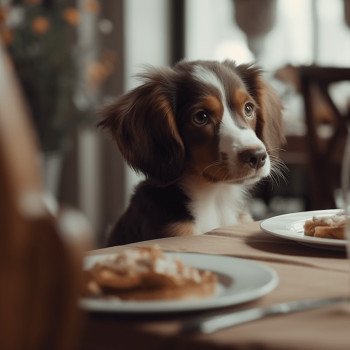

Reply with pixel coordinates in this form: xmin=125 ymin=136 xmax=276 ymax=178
xmin=220 ymin=168 xmax=231 ymax=182
xmin=202 ymin=161 xmax=224 ymax=173
xmin=201 ymin=161 xmax=226 ymax=179
xmin=268 ymin=160 xmax=288 ymax=188
xmin=211 ymin=165 xmax=225 ymax=180
xmin=271 ymin=165 xmax=288 ymax=180
xmin=223 ymin=171 xmax=231 ymax=182
xmin=271 ymin=161 xmax=288 ymax=178
xmin=267 ymin=147 xmax=287 ymax=154
xmin=268 ymin=172 xmax=278 ymax=190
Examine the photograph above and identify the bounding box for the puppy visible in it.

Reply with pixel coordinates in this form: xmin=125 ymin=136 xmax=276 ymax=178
xmin=99 ymin=60 xmax=285 ymax=246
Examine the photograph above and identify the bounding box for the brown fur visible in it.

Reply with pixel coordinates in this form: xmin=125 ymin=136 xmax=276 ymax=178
xmin=164 ymin=221 xmax=196 ymax=237
xmin=98 ymin=60 xmax=284 ymax=246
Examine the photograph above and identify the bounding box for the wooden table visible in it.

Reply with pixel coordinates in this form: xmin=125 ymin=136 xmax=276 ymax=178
xmin=80 ymin=222 xmax=350 ymax=350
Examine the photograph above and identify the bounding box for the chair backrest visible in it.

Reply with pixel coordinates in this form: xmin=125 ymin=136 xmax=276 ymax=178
xmin=0 ymin=39 xmax=89 ymax=350
xmin=299 ymin=66 xmax=350 ymax=209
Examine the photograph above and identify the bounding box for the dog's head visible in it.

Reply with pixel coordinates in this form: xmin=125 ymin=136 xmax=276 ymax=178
xmin=99 ymin=60 xmax=285 ymax=185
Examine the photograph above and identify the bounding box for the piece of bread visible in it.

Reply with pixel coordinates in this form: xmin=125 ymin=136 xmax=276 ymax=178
xmin=303 ymin=211 xmax=345 ymax=239
xmin=83 ymin=245 xmax=217 ymax=301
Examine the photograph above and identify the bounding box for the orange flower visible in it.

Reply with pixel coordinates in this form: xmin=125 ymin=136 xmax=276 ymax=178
xmin=63 ymin=7 xmax=80 ymax=26
xmin=87 ymin=63 xmax=112 ymax=88
xmin=101 ymin=50 xmax=117 ymax=72
xmin=0 ymin=6 xmax=9 ymax=24
xmin=31 ymin=16 xmax=50 ymax=35
xmin=86 ymin=51 xmax=118 ymax=88
xmin=84 ymin=0 xmax=100 ymax=14
xmin=0 ymin=28 xmax=13 ymax=45
xmin=87 ymin=61 xmax=109 ymax=88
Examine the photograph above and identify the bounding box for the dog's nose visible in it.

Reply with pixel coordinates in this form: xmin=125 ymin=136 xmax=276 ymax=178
xmin=239 ymin=148 xmax=267 ymax=169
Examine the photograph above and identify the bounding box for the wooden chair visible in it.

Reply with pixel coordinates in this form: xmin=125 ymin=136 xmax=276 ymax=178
xmin=299 ymin=66 xmax=350 ymax=209
xmin=0 ymin=40 xmax=90 ymax=350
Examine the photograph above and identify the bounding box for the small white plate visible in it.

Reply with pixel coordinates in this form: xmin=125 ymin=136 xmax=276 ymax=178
xmin=260 ymin=209 xmax=349 ymax=249
xmin=80 ymin=253 xmax=278 ymax=313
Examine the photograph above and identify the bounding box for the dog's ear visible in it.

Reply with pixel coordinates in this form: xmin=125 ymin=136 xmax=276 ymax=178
xmin=98 ymin=69 xmax=185 ymax=184
xmin=231 ymin=62 xmax=286 ymax=156
xmin=258 ymin=80 xmax=286 ymax=156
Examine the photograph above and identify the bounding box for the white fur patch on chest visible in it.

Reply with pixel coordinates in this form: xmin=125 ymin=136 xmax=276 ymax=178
xmin=182 ymin=180 xmax=248 ymax=234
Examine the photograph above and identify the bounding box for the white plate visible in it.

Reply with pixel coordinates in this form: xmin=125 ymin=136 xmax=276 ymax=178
xmin=80 ymin=253 xmax=278 ymax=313
xmin=260 ymin=209 xmax=349 ymax=249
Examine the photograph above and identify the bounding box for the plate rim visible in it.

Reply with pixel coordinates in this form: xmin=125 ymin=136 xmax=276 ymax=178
xmin=260 ymin=209 xmax=349 ymax=247
xmin=80 ymin=252 xmax=278 ymax=313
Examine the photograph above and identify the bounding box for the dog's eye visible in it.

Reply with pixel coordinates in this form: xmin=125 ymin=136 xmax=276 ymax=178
xmin=244 ymin=102 xmax=255 ymax=118
xmin=192 ymin=111 xmax=209 ymax=126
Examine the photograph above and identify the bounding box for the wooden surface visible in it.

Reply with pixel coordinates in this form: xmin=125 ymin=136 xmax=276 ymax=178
xmin=82 ymin=221 xmax=350 ymax=350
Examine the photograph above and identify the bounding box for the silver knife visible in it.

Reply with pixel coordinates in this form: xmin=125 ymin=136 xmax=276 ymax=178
xmin=181 ymin=296 xmax=349 ymax=334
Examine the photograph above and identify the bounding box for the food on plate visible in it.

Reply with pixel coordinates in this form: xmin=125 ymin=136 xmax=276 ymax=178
xmin=303 ymin=211 xmax=346 ymax=239
xmin=83 ymin=245 xmax=217 ymax=300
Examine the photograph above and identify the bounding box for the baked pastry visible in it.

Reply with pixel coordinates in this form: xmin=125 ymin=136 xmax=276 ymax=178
xmin=303 ymin=211 xmax=346 ymax=239
xmin=83 ymin=245 xmax=217 ymax=301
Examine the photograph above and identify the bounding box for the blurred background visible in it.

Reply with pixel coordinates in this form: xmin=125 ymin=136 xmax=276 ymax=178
xmin=0 ymin=0 xmax=349 ymax=245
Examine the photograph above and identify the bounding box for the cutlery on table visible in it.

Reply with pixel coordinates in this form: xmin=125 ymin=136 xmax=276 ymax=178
xmin=181 ymin=296 xmax=349 ymax=334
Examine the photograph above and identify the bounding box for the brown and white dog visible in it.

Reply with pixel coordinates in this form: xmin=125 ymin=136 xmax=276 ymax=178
xmin=99 ymin=60 xmax=285 ymax=246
